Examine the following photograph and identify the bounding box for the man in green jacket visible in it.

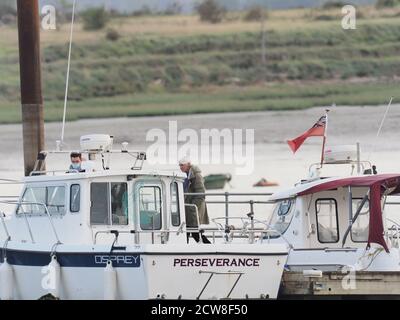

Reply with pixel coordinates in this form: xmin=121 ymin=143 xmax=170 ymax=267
xmin=179 ymin=158 xmax=211 ymax=244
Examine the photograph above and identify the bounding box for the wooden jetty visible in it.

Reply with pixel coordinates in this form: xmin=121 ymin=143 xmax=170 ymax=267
xmin=279 ymin=271 xmax=400 ymax=299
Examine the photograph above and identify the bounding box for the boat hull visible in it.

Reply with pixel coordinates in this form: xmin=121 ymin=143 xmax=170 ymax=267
xmin=0 ymin=243 xmax=288 ymax=300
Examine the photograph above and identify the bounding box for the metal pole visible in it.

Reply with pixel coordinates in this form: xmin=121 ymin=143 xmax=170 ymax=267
xmin=249 ymin=200 xmax=255 ymax=244
xmin=356 ymin=142 xmax=361 ymax=174
xmin=225 ymin=192 xmax=229 ymax=242
xmin=343 ymin=186 xmax=353 ymax=247
xmin=17 ymin=0 xmax=45 ymax=176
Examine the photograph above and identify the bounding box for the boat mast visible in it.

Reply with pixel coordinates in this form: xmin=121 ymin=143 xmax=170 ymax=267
xmin=16 ymin=0 xmax=45 ymax=176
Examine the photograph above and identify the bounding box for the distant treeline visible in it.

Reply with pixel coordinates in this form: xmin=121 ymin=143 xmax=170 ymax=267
xmin=38 ymin=0 xmax=376 ymax=14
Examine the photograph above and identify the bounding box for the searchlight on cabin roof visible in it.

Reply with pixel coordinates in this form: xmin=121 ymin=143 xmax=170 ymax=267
xmin=324 ymin=145 xmax=359 ymax=164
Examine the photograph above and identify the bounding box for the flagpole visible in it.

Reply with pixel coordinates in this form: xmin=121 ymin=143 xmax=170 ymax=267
xmin=320 ymin=108 xmax=330 ymax=167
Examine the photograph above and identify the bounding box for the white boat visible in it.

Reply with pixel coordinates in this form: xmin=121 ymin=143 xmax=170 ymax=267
xmin=263 ymin=145 xmax=400 ymax=274
xmin=0 ymin=134 xmax=288 ymax=300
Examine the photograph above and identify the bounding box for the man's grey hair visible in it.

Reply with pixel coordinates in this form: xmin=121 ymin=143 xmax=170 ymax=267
xmin=179 ymin=157 xmax=191 ymax=165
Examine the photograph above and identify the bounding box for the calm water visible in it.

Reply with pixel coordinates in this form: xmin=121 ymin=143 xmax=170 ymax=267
xmin=1 ymin=105 xmax=399 ymax=222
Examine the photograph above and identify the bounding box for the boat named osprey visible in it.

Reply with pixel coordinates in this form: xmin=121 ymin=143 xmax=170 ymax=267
xmin=0 ymin=135 xmax=287 ymax=300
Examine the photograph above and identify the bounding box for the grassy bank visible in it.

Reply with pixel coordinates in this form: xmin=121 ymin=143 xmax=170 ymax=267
xmin=0 ymin=81 xmax=397 ymax=124
xmin=1 ymin=7 xmax=400 ymax=123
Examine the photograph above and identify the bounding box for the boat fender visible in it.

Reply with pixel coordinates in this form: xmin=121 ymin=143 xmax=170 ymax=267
xmin=0 ymin=258 xmax=14 ymax=300
xmin=104 ymin=260 xmax=117 ymax=300
xmin=48 ymin=255 xmax=61 ymax=299
xmin=302 ymin=270 xmax=323 ymax=278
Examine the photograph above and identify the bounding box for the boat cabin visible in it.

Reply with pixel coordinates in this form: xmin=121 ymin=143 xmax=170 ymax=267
xmin=3 ymin=135 xmax=192 ymax=246
xmin=7 ymin=171 xmax=188 ymax=246
xmin=266 ymin=172 xmax=400 ymax=253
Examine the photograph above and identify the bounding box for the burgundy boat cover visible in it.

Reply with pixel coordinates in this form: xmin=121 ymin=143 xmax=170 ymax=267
xmin=297 ymin=174 xmax=400 ymax=252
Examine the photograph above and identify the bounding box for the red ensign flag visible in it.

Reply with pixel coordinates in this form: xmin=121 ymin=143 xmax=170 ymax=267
xmin=287 ymin=115 xmax=326 ymax=153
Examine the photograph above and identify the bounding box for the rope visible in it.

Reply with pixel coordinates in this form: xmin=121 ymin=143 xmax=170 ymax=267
xmin=60 ymin=0 xmax=77 ymax=145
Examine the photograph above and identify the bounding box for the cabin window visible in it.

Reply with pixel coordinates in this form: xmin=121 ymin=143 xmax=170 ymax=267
xmin=90 ymin=182 xmax=128 ymax=225
xmin=47 ymin=186 xmax=66 ymax=214
xmin=315 ymin=198 xmax=339 ymax=243
xmin=267 ymin=199 xmax=295 ymax=238
xmin=17 ymin=186 xmax=66 ymax=215
xmin=70 ymin=184 xmax=80 ymax=213
xmin=90 ymin=183 xmax=109 ymax=224
xmin=351 ymin=198 xmax=370 ymax=242
xmin=170 ymin=182 xmax=180 ymax=227
xmin=139 ymin=186 xmax=162 ymax=230
xmin=111 ymin=183 xmax=128 ymax=225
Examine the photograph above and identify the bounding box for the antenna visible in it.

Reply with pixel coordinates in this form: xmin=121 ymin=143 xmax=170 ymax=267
xmin=367 ymin=97 xmax=394 ymax=161
xmin=60 ymin=0 xmax=77 ymax=147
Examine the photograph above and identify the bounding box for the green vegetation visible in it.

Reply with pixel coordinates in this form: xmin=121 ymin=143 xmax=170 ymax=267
xmin=0 ymin=0 xmax=16 ymax=25
xmin=81 ymin=7 xmax=109 ymax=31
xmin=322 ymin=1 xmax=347 ymax=9
xmin=376 ymin=0 xmax=400 ymax=8
xmin=30 ymin=21 xmax=400 ymax=101
xmin=196 ymin=0 xmax=227 ymax=23
xmin=0 ymin=81 xmax=397 ymax=124
xmin=244 ymin=6 xmax=268 ymax=21
xmin=1 ymin=6 xmax=400 ymax=123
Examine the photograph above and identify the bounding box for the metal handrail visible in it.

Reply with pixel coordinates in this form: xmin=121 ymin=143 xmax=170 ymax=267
xmin=93 ymin=228 xmax=206 ymax=244
xmin=0 ymin=200 xmax=61 ymax=244
xmin=184 ymin=192 xmax=275 ymax=243
xmin=184 ymin=192 xmax=273 ymax=196
xmin=206 ymin=200 xmax=273 ymax=204
xmin=29 ymin=169 xmax=80 ymax=176
xmin=208 ymin=216 xmax=293 ymax=247
xmin=309 ymin=160 xmax=371 ymax=174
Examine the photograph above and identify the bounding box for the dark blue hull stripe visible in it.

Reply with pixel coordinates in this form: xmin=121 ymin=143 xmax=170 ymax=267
xmin=0 ymin=248 xmax=287 ymax=268
xmin=0 ymin=249 xmax=141 ymax=268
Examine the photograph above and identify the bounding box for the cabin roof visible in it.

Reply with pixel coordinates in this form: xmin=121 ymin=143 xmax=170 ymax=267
xmin=269 ymin=174 xmax=400 ymax=201
xmin=22 ymin=169 xmax=186 ymax=183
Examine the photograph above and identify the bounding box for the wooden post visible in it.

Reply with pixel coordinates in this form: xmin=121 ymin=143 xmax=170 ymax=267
xmin=17 ymin=0 xmax=45 ymax=176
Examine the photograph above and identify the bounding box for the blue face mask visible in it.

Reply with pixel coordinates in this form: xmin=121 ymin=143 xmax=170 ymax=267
xmin=71 ymin=163 xmax=81 ymax=170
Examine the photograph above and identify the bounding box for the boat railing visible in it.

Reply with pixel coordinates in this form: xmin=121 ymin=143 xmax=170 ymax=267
xmin=205 ymin=217 xmax=293 ymax=247
xmin=30 ymin=149 xmax=147 ymax=175
xmin=93 ymin=227 xmax=203 ymax=245
xmin=184 ymin=192 xmax=274 ymax=241
xmin=29 ymin=169 xmax=80 ymax=176
xmin=0 ymin=200 xmax=61 ymax=245
xmin=308 ymin=160 xmax=372 ymax=176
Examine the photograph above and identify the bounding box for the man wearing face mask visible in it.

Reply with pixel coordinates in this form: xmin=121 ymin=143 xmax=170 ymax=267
xmin=69 ymin=152 xmax=84 ymax=172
